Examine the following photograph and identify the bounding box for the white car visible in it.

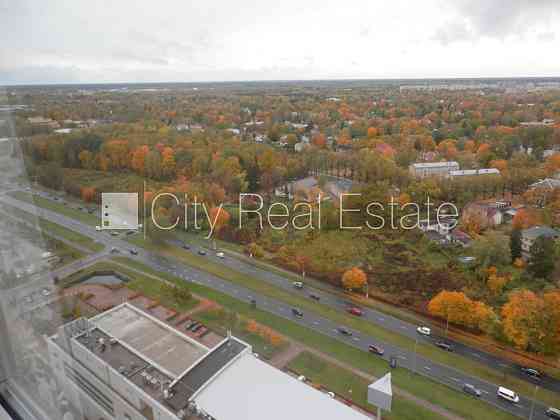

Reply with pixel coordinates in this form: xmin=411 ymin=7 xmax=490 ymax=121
xmin=417 ymin=326 xmax=431 ymax=336
xmin=297 ymin=375 xmax=306 ymax=382
xmin=216 ymin=252 xmax=225 ymax=258
xmin=497 ymin=386 xmax=519 ymax=403
xmin=293 ymin=281 xmax=304 ymax=289
xmin=95 ymin=225 xmax=102 ymax=231
xmin=326 ymin=392 xmax=335 ymax=399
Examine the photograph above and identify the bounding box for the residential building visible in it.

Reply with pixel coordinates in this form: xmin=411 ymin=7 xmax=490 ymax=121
xmin=521 ymin=226 xmax=560 ymax=257
xmin=529 ymin=178 xmax=560 ymax=191
xmin=46 ymin=303 xmax=370 ymax=420
xmin=461 ymin=201 xmax=514 ymax=229
xmin=409 ymin=161 xmax=459 ymax=178
xmin=27 ymin=116 xmax=60 ymax=130
xmin=274 ymin=175 xmax=353 ymax=202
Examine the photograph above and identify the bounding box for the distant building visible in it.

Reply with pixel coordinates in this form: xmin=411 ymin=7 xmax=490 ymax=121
xmin=409 ymin=161 xmax=459 ymax=178
xmin=47 ymin=303 xmax=369 ymax=420
xmin=521 ymin=226 xmax=560 ymax=257
xmin=27 ymin=116 xmax=60 ymax=129
xmin=449 ymin=168 xmax=500 ymax=178
xmin=520 ymin=119 xmax=555 ymax=127
xmin=529 ymin=178 xmax=560 ymax=191
xmin=275 ymin=175 xmax=353 ymax=202
xmin=461 ymin=201 xmax=514 ymax=229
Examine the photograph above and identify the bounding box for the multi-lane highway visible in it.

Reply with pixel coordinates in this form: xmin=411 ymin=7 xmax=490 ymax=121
xmin=1 ymin=188 xmax=559 ymax=419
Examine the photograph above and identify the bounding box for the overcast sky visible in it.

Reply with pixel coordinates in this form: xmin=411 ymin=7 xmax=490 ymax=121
xmin=1 ymin=0 xmax=559 ymax=84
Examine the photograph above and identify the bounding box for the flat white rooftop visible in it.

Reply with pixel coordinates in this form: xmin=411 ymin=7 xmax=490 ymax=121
xmin=92 ymin=304 xmax=208 ymax=377
xmin=194 ymin=352 xmax=371 ymax=420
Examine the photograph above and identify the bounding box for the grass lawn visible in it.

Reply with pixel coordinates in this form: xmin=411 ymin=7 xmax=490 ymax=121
xmin=124 ymin=236 xmax=560 ymax=408
xmin=44 ymin=236 xmax=85 ymax=268
xmin=288 ymin=351 xmax=448 ymax=420
xmin=1 ymin=202 xmax=104 ymax=253
xmin=111 ymin=256 xmax=521 ymax=420
xmin=194 ymin=307 xmax=289 ymax=360
xmin=9 ymin=191 xmax=98 ymax=226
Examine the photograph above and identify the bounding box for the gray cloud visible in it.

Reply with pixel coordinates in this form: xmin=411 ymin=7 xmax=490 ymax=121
xmin=434 ymin=0 xmax=559 ymax=43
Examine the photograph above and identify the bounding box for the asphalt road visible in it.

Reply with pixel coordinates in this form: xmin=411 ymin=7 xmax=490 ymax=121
xmin=1 ymin=190 xmax=558 ymax=419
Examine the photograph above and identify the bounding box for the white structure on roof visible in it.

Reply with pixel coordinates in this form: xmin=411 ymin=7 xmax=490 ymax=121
xmin=194 ymin=351 xmax=370 ymax=420
xmin=409 ymin=161 xmax=459 ymax=178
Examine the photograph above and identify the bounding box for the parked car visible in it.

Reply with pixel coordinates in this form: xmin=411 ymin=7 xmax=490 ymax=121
xmin=293 ymin=281 xmax=304 ymax=289
xmin=546 ymin=407 xmax=560 ymax=419
xmin=198 ymin=249 xmax=207 ymax=256
xmin=462 ymin=384 xmax=481 ymax=397
xmin=291 ymin=308 xmax=304 ymax=318
xmin=184 ymin=320 xmax=195 ymax=330
xmin=337 ymin=326 xmax=352 ymax=336
xmin=497 ymin=386 xmax=519 ymax=403
xmin=416 ymin=326 xmax=431 ymax=336
xmin=435 ymin=341 xmax=453 ymax=352
xmin=95 ymin=225 xmax=102 ymax=231
xmin=309 ymin=294 xmax=321 ymax=301
xmin=347 ymin=307 xmax=363 ymax=316
xmin=368 ymin=344 xmax=384 ymax=356
xmin=521 ymin=367 xmax=542 ymax=380
xmin=216 ymin=251 xmax=225 ymax=258
xmin=188 ymin=322 xmax=200 ymax=331
xmin=191 ymin=324 xmax=203 ymax=333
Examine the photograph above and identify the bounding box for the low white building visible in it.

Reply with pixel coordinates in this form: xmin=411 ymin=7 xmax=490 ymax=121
xmin=409 ymin=161 xmax=459 ymax=178
xmin=449 ymin=168 xmax=500 ymax=178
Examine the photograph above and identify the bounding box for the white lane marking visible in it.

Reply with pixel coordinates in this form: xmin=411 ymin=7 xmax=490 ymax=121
xmin=424 ymin=366 xmax=431 ymax=371
xmin=450 ymin=377 xmax=460 ymax=382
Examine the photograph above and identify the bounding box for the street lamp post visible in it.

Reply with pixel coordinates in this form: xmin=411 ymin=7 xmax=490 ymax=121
xmin=529 ymin=384 xmax=538 ymax=420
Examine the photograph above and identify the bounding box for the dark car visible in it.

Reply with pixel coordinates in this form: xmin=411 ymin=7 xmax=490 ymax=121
xmin=198 ymin=249 xmax=207 ymax=256
xmin=188 ymin=322 xmax=200 ymax=331
xmin=521 ymin=367 xmax=542 ymax=380
xmin=462 ymin=384 xmax=482 ymax=397
xmin=191 ymin=324 xmax=203 ymax=333
xmin=309 ymin=294 xmax=321 ymax=301
xmin=291 ymin=308 xmax=304 ymax=318
xmin=546 ymin=407 xmax=560 ymax=419
xmin=337 ymin=327 xmax=352 ymax=336
xmin=184 ymin=320 xmax=195 ymax=330
xmin=435 ymin=341 xmax=454 ymax=352
xmin=389 ymin=356 xmax=398 ymax=369
xmin=182 ymin=243 xmax=191 ymax=250
xmin=368 ymin=344 xmax=385 ymax=356
xmin=129 ymin=249 xmax=138 ymax=255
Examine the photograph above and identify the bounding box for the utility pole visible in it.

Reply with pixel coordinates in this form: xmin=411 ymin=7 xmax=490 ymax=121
xmin=529 ymin=384 xmax=538 ymax=420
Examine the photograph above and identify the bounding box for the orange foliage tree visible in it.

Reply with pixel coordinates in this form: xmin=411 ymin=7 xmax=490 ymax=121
xmin=341 ymin=267 xmax=367 ymax=291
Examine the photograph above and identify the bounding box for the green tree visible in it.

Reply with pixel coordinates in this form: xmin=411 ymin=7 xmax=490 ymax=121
xmin=527 ymin=236 xmax=556 ymax=279
xmin=471 ymin=232 xmax=511 ymax=268
xmin=510 ymin=229 xmax=522 ymax=263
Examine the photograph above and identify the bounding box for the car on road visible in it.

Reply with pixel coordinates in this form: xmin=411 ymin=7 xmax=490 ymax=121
xmin=389 ymin=356 xmax=398 ymax=369
xmin=110 ymin=231 xmax=119 ymax=236
xmin=337 ymin=326 xmax=352 ymax=336
xmin=309 ymin=294 xmax=321 ymax=301
xmin=347 ymin=307 xmax=363 ymax=316
xmin=416 ymin=326 xmax=431 ymax=336
xmin=95 ymin=225 xmax=102 ymax=231
xmin=326 ymin=391 xmax=335 ymax=399
xmin=462 ymin=384 xmax=481 ymax=397
xmin=368 ymin=344 xmax=384 ymax=355
xmin=216 ymin=251 xmax=225 ymax=258
xmin=546 ymin=407 xmax=560 ymax=419
xmin=291 ymin=308 xmax=304 ymax=318
xmin=297 ymin=375 xmax=306 ymax=382
xmin=182 ymin=243 xmax=190 ymax=249
xmin=129 ymin=249 xmax=138 ymax=255
xmin=110 ymin=247 xmax=120 ymax=253
xmin=435 ymin=341 xmax=453 ymax=352
xmin=198 ymin=249 xmax=207 ymax=255
xmin=497 ymin=386 xmax=519 ymax=403
xmin=521 ymin=367 xmax=542 ymax=380
xmin=293 ymin=281 xmax=304 ymax=289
